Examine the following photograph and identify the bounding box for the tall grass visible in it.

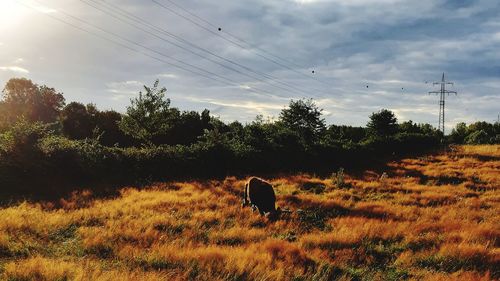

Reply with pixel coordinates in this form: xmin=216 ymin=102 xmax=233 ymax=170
xmin=0 ymin=145 xmax=498 ymax=280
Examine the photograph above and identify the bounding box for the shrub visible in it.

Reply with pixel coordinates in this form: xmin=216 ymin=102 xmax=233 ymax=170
xmin=0 ymin=120 xmax=51 ymax=192
xmin=465 ymin=130 xmax=490 ymax=144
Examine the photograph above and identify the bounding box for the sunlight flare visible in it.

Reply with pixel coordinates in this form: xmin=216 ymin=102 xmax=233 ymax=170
xmin=0 ymin=0 xmax=26 ymax=27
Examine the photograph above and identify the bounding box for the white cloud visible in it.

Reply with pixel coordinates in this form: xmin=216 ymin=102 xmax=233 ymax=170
xmin=293 ymin=0 xmax=324 ymax=4
xmin=190 ymin=98 xmax=284 ymax=111
xmin=28 ymin=3 xmax=57 ymax=14
xmin=0 ymin=66 xmax=29 ymax=74
xmin=158 ymin=73 xmax=179 ymax=79
xmin=293 ymin=0 xmax=401 ymax=5
xmin=106 ymin=80 xmax=143 ymax=97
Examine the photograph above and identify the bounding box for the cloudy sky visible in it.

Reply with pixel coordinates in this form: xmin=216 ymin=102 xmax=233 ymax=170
xmin=0 ymin=0 xmax=499 ymax=131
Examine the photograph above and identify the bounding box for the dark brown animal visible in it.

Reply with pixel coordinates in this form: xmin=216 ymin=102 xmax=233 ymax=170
xmin=242 ymin=177 xmax=277 ymax=215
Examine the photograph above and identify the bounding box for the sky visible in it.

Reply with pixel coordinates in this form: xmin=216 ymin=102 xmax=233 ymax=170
xmin=0 ymin=0 xmax=499 ymax=131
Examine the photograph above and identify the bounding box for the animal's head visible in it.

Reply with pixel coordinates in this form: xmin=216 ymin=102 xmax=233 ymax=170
xmin=264 ymin=207 xmax=281 ymax=221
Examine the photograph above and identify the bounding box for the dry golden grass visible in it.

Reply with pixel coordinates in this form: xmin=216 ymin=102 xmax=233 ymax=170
xmin=0 ymin=145 xmax=498 ymax=280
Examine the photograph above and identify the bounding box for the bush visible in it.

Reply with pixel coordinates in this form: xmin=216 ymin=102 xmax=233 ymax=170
xmin=0 ymin=121 xmax=445 ymax=195
xmin=0 ymin=120 xmax=51 ymax=192
xmin=465 ymin=130 xmax=490 ymax=144
xmin=449 ymin=122 xmax=500 ymax=145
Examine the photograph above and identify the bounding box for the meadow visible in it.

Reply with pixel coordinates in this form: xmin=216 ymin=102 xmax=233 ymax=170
xmin=0 ymin=145 xmax=498 ymax=280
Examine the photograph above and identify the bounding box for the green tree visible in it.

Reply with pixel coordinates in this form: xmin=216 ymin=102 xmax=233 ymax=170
xmin=465 ymin=130 xmax=490 ymax=144
xmin=367 ymin=109 xmax=398 ymax=138
xmin=418 ymin=123 xmax=440 ymax=137
xmin=0 ymin=102 xmax=9 ymax=132
xmin=399 ymin=120 xmax=420 ymax=134
xmin=279 ymin=98 xmax=326 ymax=145
xmin=61 ymin=102 xmax=95 ymax=139
xmin=118 ymin=80 xmax=176 ymax=145
xmin=324 ymin=124 xmax=366 ymax=145
xmin=94 ymin=109 xmax=131 ymax=146
xmin=449 ymin=122 xmax=468 ymax=144
xmin=1 ymin=78 xmax=65 ymax=126
xmin=468 ymin=121 xmax=495 ymax=137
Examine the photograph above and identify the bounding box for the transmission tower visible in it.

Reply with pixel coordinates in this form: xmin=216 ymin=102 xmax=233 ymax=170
xmin=429 ymin=73 xmax=457 ymax=135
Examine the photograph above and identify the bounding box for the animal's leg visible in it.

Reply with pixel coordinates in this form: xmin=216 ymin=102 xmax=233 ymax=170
xmin=251 ymin=204 xmax=258 ymax=212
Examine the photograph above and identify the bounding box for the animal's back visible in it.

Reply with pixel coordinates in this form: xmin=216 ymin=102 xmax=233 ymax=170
xmin=246 ymin=177 xmax=276 ymax=214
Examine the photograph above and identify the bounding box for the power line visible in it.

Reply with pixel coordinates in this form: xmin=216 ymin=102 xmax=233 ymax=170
xmin=150 ymin=0 xmax=334 ymax=88
xmin=81 ymin=0 xmax=314 ymax=96
xmin=14 ymin=0 xmax=382 ymax=116
xmin=160 ymin=0 xmax=304 ymax=69
xmin=26 ymin=0 xmax=235 ymax=87
xmin=119 ymin=0 xmax=330 ymax=96
xmin=79 ymin=0 xmax=298 ymax=95
xmin=17 ymin=0 xmax=280 ymax=98
xmin=428 ymin=73 xmax=457 ymax=135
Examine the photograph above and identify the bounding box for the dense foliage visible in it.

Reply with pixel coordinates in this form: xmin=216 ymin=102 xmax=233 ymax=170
xmin=0 ymin=78 xmax=497 ymax=194
xmin=449 ymin=121 xmax=500 ymax=145
xmin=0 ymin=78 xmax=65 ymax=130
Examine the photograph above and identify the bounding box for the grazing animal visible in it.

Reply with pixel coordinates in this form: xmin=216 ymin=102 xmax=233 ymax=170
xmin=242 ymin=177 xmax=277 ymax=216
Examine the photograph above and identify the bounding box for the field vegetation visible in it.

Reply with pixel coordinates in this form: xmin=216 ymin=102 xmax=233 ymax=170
xmin=0 ymin=145 xmax=498 ymax=280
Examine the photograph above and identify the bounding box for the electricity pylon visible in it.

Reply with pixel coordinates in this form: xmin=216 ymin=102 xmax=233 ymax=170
xmin=429 ymin=73 xmax=457 ymax=135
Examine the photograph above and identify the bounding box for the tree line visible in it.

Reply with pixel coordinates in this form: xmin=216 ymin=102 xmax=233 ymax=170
xmin=0 ymin=78 xmax=498 ymax=195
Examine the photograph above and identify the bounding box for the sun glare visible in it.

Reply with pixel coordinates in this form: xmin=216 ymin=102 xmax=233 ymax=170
xmin=0 ymin=1 xmax=26 ymax=28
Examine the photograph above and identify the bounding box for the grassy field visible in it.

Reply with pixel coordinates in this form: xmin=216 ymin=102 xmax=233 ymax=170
xmin=0 ymin=145 xmax=498 ymax=280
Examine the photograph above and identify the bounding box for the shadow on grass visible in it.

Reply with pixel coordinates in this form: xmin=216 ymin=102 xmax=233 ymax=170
xmin=0 ymin=147 xmax=442 ymax=209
